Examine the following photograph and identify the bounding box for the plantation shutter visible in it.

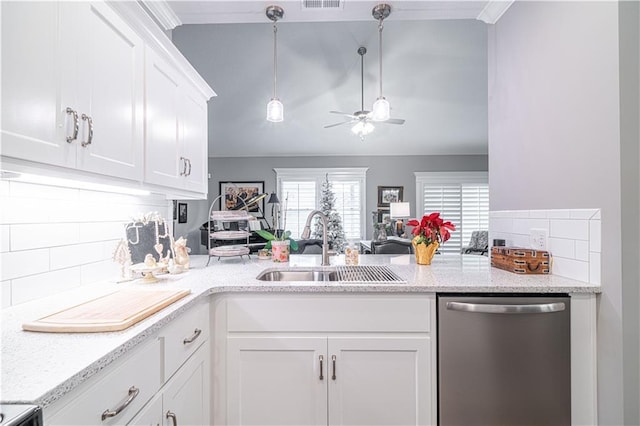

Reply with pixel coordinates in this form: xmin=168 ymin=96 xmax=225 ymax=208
xmin=331 ymin=180 xmax=361 ymax=240
xmin=416 ymin=172 xmax=489 ymax=255
xmin=280 ymin=181 xmax=316 ymax=239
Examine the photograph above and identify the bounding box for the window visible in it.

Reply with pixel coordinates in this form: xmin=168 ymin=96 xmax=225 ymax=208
xmin=275 ymin=168 xmax=367 ymax=240
xmin=415 ymin=172 xmax=489 ymax=254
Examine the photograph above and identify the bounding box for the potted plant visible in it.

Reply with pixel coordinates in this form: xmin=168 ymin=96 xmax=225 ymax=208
xmin=255 ymin=194 xmax=298 ymax=262
xmin=407 ymin=212 xmax=455 ymax=265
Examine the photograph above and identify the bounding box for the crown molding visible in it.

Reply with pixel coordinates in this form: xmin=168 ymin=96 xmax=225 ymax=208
xmin=141 ymin=0 xmax=182 ymax=30
xmin=476 ymin=0 xmax=515 ymax=24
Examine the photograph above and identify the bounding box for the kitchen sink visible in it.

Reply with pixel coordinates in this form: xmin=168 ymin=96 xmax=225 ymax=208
xmin=256 ymin=268 xmax=338 ymax=282
xmin=256 ymin=266 xmax=406 ymax=283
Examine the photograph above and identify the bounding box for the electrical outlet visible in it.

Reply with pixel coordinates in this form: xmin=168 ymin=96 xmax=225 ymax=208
xmin=529 ymin=228 xmax=548 ymax=251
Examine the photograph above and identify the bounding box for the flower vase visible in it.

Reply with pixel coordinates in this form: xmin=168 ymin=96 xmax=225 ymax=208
xmin=412 ymin=239 xmax=439 ymax=265
xmin=271 ymin=240 xmax=290 ymax=263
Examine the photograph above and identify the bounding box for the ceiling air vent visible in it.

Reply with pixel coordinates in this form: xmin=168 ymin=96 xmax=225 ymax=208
xmin=302 ymin=0 xmax=342 ymax=9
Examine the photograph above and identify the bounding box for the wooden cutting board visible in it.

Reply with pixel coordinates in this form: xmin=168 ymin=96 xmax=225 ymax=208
xmin=22 ymin=288 xmax=191 ymax=333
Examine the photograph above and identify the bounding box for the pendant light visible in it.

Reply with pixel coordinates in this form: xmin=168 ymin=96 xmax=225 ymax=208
xmin=266 ymin=5 xmax=284 ymax=122
xmin=371 ymin=3 xmax=391 ymax=122
xmin=352 ymin=47 xmax=374 ymax=140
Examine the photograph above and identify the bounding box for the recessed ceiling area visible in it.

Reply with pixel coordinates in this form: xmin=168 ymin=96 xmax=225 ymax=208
xmin=165 ymin=1 xmax=499 ymax=157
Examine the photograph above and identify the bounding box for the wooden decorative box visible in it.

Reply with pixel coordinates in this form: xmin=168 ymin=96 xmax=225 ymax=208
xmin=491 ymin=247 xmax=551 ymax=274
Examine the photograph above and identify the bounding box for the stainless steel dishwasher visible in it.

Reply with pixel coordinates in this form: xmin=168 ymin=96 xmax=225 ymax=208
xmin=438 ymin=294 xmax=571 ymax=426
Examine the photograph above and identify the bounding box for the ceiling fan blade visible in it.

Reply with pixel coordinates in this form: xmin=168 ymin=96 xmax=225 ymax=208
xmin=324 ymin=121 xmax=354 ymax=129
xmin=381 ymin=118 xmax=406 ymax=125
xmin=329 ymin=111 xmax=356 ymax=118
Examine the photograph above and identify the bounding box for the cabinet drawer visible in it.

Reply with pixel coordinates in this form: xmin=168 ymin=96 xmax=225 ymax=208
xmin=162 ymin=302 xmax=209 ymax=380
xmin=227 ymin=295 xmax=432 ymax=333
xmin=47 ymin=338 xmax=161 ymax=426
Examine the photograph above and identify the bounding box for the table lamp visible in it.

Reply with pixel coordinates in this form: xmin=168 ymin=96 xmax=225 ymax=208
xmin=390 ymin=202 xmax=411 ymax=237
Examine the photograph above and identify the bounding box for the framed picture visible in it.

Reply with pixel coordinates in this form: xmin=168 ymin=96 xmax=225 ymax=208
xmin=219 ymin=181 xmax=265 ymax=217
xmin=178 ymin=203 xmax=188 ymax=223
xmin=377 ymin=209 xmax=391 ymax=223
xmin=377 ymin=186 xmax=403 ymax=207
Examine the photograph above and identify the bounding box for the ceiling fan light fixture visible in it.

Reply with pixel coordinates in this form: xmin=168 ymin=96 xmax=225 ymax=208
xmin=267 ymin=98 xmax=284 ymax=122
xmin=371 ymin=97 xmax=390 ymax=122
xmin=266 ymin=5 xmax=284 ymax=123
xmin=351 ymin=121 xmax=375 ymax=139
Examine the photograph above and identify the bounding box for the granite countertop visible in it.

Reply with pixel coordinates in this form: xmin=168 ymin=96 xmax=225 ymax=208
xmin=0 ymin=254 xmax=599 ymax=408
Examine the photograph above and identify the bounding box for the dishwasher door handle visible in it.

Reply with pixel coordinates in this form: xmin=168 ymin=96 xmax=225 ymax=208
xmin=446 ymin=301 xmax=565 ymax=314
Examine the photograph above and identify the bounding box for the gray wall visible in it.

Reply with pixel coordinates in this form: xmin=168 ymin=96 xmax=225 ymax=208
xmin=208 ymin=154 xmax=487 ymax=239
xmin=488 ymin=2 xmax=639 ymax=424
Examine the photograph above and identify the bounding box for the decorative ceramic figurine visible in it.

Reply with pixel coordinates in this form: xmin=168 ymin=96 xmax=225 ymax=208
xmin=112 ymin=239 xmax=132 ymax=282
xmin=173 ymin=237 xmax=190 ymax=269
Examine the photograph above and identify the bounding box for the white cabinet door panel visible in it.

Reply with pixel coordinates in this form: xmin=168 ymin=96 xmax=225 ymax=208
xmin=76 ymin=2 xmax=143 ymax=180
xmin=328 ymin=337 xmax=431 ymax=426
xmin=180 ymin=87 xmax=208 ymax=193
xmin=227 ymin=337 xmax=327 ymax=426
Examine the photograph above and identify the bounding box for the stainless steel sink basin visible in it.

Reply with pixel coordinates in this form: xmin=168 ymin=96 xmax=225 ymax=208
xmin=256 ymin=268 xmax=338 ymax=282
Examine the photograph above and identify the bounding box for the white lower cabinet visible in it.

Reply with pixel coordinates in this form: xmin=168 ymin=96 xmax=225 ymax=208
xmin=128 ymin=343 xmax=210 ymax=426
xmin=221 ymin=294 xmax=436 ymax=426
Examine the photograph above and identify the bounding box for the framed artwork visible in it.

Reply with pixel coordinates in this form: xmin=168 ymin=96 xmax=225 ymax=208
xmin=377 ymin=186 xmax=403 ymax=207
xmin=377 ymin=209 xmax=391 ymax=223
xmin=219 ymin=181 xmax=265 ymax=216
xmin=178 ymin=203 xmax=188 ymax=223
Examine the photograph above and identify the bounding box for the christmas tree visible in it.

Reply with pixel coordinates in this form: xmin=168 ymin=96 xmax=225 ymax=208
xmin=313 ymin=176 xmax=346 ymax=252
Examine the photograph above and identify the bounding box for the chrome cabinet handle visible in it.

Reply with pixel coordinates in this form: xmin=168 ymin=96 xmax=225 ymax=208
xmin=183 ymin=328 xmax=202 ymax=345
xmin=319 ymin=355 xmax=324 ymax=380
xmin=446 ymin=301 xmax=566 ymax=314
xmin=186 ymin=158 xmax=192 ymax=176
xmin=179 ymin=157 xmax=187 ymax=176
xmin=166 ymin=410 xmax=178 ymax=426
xmin=65 ymin=107 xmax=79 ymax=142
xmin=101 ymin=386 xmax=139 ymax=421
xmin=81 ymin=113 xmax=93 ymax=147
xmin=331 ymin=355 xmax=336 ymax=380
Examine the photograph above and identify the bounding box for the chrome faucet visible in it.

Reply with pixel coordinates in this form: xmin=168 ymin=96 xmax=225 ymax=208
xmin=301 ymin=210 xmax=330 ymax=266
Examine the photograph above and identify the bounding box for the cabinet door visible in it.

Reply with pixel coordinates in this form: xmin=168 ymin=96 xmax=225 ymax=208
xmin=227 ymin=337 xmax=327 ymax=426
xmin=162 ymin=344 xmax=210 ymax=426
xmin=127 ymin=394 xmax=162 ymax=426
xmin=180 ymin=86 xmax=209 ymax=194
xmin=328 ymin=337 xmax=432 ymax=426
xmin=75 ymin=2 xmax=143 ymax=180
xmin=1 ymin=2 xmax=76 ymax=168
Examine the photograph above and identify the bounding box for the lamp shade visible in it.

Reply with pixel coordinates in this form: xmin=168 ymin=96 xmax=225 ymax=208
xmin=390 ymin=202 xmax=410 ymax=218
xmin=267 ymin=193 xmax=280 ymax=204
xmin=371 ymin=97 xmax=390 ymax=122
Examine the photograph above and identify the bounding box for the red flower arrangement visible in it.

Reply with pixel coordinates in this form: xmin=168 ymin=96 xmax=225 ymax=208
xmin=407 ymin=212 xmax=456 ymax=246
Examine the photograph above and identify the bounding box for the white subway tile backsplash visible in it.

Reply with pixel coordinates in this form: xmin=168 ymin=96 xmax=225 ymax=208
xmin=589 ymin=252 xmax=601 ymax=285
xmin=545 ymin=210 xmax=572 ymax=219
xmin=589 ymin=219 xmax=601 ymax=253
xmin=552 ymin=257 xmax=589 ymax=282
xmin=11 ymin=267 xmax=82 ymax=305
xmin=1 ymin=225 xmax=10 ymax=253
xmin=50 ymin=242 xmax=107 ymax=270
xmin=548 ymin=238 xmax=575 ymax=259
xmin=81 ymin=260 xmax=119 ymax=285
xmin=0 ymin=248 xmax=50 ymax=281
xmin=570 ymin=209 xmax=600 ymax=219
xmin=11 ymin=223 xmax=80 ymax=251
xmin=512 ymin=218 xmax=550 ymax=235
xmin=575 ymin=240 xmax=589 ymax=261
xmin=0 ymin=181 xmax=9 ymax=197
xmin=10 ymin=181 xmax=79 ymax=201
xmin=489 ymin=217 xmax=514 ymax=234
xmin=550 ymin=219 xmax=589 ymax=240
xmin=79 ymin=222 xmax=127 ymax=243
xmin=528 ymin=210 xmax=548 ymax=219
xmin=1 ymin=198 xmax=42 ymax=224
xmin=1 ymin=280 xmax=11 ymax=308
xmin=593 ymin=210 xmax=601 ymax=219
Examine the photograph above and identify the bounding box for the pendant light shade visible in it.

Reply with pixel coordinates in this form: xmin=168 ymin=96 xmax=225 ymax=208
xmin=351 ymin=121 xmax=375 ymax=139
xmin=372 ymin=3 xmax=391 ymax=122
xmin=266 ymin=5 xmax=284 ymax=122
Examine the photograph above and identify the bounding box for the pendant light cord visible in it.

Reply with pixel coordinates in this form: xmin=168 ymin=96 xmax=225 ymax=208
xmin=378 ymin=18 xmax=383 ymax=98
xmin=273 ymin=23 xmax=278 ymax=99
xmin=360 ymin=49 xmax=364 ymax=111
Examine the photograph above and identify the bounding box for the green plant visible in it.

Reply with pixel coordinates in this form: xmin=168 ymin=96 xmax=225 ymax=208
xmin=255 ymin=229 xmax=299 ymax=251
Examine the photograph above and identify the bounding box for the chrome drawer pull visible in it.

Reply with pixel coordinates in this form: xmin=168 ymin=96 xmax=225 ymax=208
xmin=166 ymin=410 xmax=178 ymax=426
xmin=319 ymin=355 xmax=324 ymax=380
xmin=101 ymin=386 xmax=139 ymax=421
xmin=65 ymin=107 xmax=79 ymax=142
xmin=183 ymin=328 xmax=202 ymax=344
xmin=179 ymin=157 xmax=187 ymax=176
xmin=186 ymin=158 xmax=192 ymax=176
xmin=81 ymin=113 xmax=93 ymax=147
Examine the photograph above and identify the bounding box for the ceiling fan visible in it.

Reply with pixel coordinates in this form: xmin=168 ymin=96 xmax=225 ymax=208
xmin=324 ymin=46 xmax=405 ymax=140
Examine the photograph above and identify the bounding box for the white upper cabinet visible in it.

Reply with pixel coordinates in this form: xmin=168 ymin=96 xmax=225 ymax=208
xmin=145 ymin=48 xmax=209 ymax=195
xmin=1 ymin=2 xmax=144 ymax=181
